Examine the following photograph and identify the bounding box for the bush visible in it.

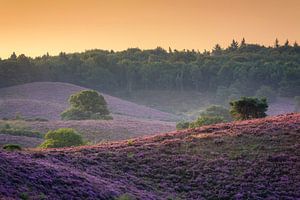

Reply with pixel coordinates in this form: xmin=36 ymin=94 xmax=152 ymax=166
xmin=201 ymin=105 xmax=232 ymax=122
xmin=61 ymin=90 xmax=112 ymax=120
xmin=39 ymin=128 xmax=85 ymax=148
xmin=230 ymin=97 xmax=268 ymax=120
xmin=255 ymin=85 xmax=277 ymax=103
xmin=176 ymin=121 xmax=190 ymax=130
xmin=189 ymin=116 xmax=225 ymax=128
xmin=3 ymin=144 xmax=22 ymax=151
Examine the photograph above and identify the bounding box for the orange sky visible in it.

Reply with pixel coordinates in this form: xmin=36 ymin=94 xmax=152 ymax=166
xmin=0 ymin=0 xmax=299 ymax=58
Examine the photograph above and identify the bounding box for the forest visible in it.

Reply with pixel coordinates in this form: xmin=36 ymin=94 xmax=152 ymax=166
xmin=0 ymin=39 xmax=299 ymax=98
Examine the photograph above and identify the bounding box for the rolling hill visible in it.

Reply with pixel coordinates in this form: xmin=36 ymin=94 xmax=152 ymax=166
xmin=0 ymin=113 xmax=299 ymax=199
xmin=0 ymin=82 xmax=178 ymax=121
xmin=0 ymin=82 xmax=177 ymax=147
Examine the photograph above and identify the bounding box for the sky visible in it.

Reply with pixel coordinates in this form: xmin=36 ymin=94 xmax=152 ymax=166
xmin=0 ymin=0 xmax=299 ymax=58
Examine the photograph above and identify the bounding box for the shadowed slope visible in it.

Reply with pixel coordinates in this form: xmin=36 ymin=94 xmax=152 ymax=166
xmin=0 ymin=113 xmax=299 ymax=199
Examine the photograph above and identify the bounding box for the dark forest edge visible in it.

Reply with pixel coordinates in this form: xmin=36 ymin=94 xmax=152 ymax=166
xmin=1 ymin=38 xmax=299 ymax=98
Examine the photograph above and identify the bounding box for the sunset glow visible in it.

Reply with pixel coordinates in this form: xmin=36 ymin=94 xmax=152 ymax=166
xmin=0 ymin=0 xmax=299 ymax=58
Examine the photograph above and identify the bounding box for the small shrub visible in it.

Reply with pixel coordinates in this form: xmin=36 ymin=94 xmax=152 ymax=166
xmin=3 ymin=144 xmax=22 ymax=151
xmin=39 ymin=128 xmax=85 ymax=148
xmin=4 ymin=124 xmax=11 ymax=129
xmin=15 ymin=113 xmax=22 ymax=120
xmin=127 ymin=139 xmax=134 ymax=146
xmin=19 ymin=192 xmax=29 ymax=200
xmin=176 ymin=121 xmax=190 ymax=130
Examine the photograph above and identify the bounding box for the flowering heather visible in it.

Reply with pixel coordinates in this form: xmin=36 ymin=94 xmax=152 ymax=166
xmin=0 ymin=115 xmax=175 ymax=147
xmin=0 ymin=113 xmax=299 ymax=199
xmin=0 ymin=82 xmax=178 ymax=121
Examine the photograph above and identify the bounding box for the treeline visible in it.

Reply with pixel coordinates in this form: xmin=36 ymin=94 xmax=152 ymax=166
xmin=0 ymin=39 xmax=299 ymax=97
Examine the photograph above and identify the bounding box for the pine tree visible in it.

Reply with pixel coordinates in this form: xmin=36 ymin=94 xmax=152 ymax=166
xmin=275 ymin=38 xmax=280 ymax=48
xmin=212 ymin=44 xmax=222 ymax=55
xmin=284 ymin=39 xmax=290 ymax=47
xmin=240 ymin=38 xmax=246 ymax=48
xmin=229 ymin=39 xmax=239 ymax=51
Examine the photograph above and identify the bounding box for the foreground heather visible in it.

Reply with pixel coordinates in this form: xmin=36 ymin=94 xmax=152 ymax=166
xmin=0 ymin=113 xmax=299 ymax=200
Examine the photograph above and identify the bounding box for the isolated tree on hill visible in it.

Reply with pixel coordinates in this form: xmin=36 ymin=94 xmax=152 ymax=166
xmin=61 ymin=90 xmax=111 ymax=120
xmin=69 ymin=90 xmax=109 ymax=114
xmin=230 ymin=97 xmax=268 ymax=120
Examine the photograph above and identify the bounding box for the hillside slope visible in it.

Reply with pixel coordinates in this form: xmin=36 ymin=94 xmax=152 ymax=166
xmin=0 ymin=115 xmax=175 ymax=148
xmin=0 ymin=82 xmax=178 ymax=121
xmin=0 ymin=113 xmax=299 ymax=199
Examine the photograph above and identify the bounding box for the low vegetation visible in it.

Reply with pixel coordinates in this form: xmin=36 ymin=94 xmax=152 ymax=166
xmin=39 ymin=128 xmax=85 ymax=148
xmin=177 ymin=105 xmax=232 ymax=130
xmin=61 ymin=90 xmax=112 ymax=120
xmin=176 ymin=121 xmax=190 ymax=130
xmin=3 ymin=144 xmax=22 ymax=151
xmin=189 ymin=115 xmax=225 ymax=128
xmin=177 ymin=97 xmax=269 ymax=130
xmin=0 ymin=125 xmax=43 ymax=138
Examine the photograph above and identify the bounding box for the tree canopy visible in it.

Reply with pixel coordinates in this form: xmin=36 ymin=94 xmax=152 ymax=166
xmin=0 ymin=39 xmax=299 ymax=98
xmin=61 ymin=90 xmax=111 ymax=120
xmin=230 ymin=97 xmax=268 ymax=120
xmin=39 ymin=128 xmax=85 ymax=148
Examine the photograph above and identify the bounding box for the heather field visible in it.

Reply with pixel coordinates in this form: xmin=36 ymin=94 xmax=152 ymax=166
xmin=0 ymin=113 xmax=299 ymax=199
xmin=0 ymin=115 xmax=175 ymax=148
xmin=0 ymin=82 xmax=178 ymax=121
xmin=0 ymin=82 xmax=177 ymax=147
